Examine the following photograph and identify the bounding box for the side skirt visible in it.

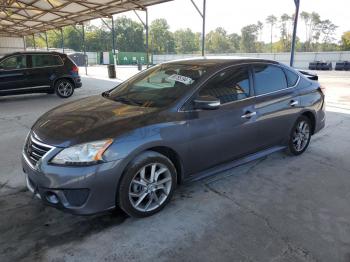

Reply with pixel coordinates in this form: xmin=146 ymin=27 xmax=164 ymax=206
xmin=185 ymin=145 xmax=286 ymax=183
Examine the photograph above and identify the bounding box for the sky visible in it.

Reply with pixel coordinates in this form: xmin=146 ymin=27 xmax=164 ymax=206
xmin=103 ymin=0 xmax=350 ymax=43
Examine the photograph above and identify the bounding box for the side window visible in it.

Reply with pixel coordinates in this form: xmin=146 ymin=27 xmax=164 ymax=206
xmin=284 ymin=69 xmax=299 ymax=87
xmin=198 ymin=66 xmax=250 ymax=104
xmin=253 ymin=64 xmax=288 ymax=95
xmin=0 ymin=55 xmax=27 ymax=70
xmin=32 ymin=55 xmax=62 ymax=68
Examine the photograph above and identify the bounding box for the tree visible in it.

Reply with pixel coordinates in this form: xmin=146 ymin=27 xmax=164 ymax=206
xmin=257 ymin=21 xmax=264 ymax=42
xmin=300 ymin=11 xmax=310 ymax=48
xmin=279 ymin=13 xmax=293 ymax=52
xmin=206 ymin=27 xmax=231 ymax=53
xmin=115 ymin=17 xmax=145 ymax=52
xmin=320 ymin=19 xmax=338 ymax=44
xmin=174 ymin=28 xmax=200 ymax=54
xmin=227 ymin=33 xmax=241 ymax=52
xmin=341 ymin=31 xmax=350 ymax=50
xmin=149 ymin=19 xmax=175 ymax=54
xmin=266 ymin=15 xmax=277 ymax=52
xmin=240 ymin=24 xmax=259 ymax=52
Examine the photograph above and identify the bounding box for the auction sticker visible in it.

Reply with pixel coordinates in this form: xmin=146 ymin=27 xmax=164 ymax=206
xmin=167 ymin=74 xmax=194 ymax=85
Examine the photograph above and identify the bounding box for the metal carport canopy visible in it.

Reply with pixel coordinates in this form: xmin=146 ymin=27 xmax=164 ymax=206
xmin=0 ymin=0 xmax=172 ymax=37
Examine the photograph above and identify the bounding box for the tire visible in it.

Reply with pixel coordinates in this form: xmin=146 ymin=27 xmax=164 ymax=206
xmin=118 ymin=151 xmax=177 ymax=218
xmin=55 ymin=79 xmax=74 ymax=98
xmin=286 ymin=116 xmax=312 ymax=156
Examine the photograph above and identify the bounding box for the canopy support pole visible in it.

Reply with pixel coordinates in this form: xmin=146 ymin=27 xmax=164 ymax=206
xmin=146 ymin=8 xmax=149 ymax=68
xmin=290 ymin=0 xmax=300 ymax=67
xmin=111 ymin=16 xmax=116 ymax=66
xmin=133 ymin=8 xmax=149 ymax=68
xmin=23 ymin=36 xmax=26 ymax=51
xmin=190 ymin=0 xmax=206 ymax=56
xmin=61 ymin=28 xmax=64 ymax=53
xmin=45 ymin=31 xmax=49 ymax=51
xmin=82 ymin=24 xmax=87 ymax=75
xmin=32 ymin=34 xmax=36 ymax=50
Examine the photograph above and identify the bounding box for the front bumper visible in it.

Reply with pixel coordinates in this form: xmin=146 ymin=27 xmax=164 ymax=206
xmin=22 ymin=152 xmax=124 ymax=215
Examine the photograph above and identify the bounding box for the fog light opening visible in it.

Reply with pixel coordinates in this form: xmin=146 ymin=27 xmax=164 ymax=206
xmin=45 ymin=192 xmax=59 ymax=204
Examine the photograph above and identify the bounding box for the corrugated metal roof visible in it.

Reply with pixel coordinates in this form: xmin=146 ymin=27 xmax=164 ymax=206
xmin=0 ymin=0 xmax=172 ymax=36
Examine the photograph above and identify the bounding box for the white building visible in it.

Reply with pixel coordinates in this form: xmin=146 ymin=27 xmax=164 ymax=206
xmin=0 ymin=37 xmax=24 ymax=57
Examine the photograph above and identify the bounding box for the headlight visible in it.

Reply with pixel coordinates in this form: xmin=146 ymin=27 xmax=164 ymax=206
xmin=51 ymin=139 xmax=113 ymax=165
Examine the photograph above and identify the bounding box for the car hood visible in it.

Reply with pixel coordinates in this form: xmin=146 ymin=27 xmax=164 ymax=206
xmin=32 ymin=95 xmax=160 ymax=147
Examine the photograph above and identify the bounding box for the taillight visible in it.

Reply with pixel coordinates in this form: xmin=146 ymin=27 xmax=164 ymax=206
xmin=72 ymin=65 xmax=79 ymax=73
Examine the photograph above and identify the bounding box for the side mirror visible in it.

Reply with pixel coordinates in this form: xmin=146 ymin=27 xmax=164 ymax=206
xmin=193 ymin=95 xmax=220 ymax=110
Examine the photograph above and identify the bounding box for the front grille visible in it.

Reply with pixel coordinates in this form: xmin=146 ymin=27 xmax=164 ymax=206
xmin=25 ymin=135 xmax=53 ymax=166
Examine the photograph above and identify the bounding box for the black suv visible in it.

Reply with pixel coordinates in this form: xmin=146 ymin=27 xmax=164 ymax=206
xmin=0 ymin=51 xmax=82 ymax=98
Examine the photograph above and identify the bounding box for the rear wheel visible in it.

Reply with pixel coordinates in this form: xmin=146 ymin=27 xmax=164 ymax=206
xmin=55 ymin=79 xmax=74 ymax=98
xmin=286 ymin=116 xmax=311 ymax=156
xmin=118 ymin=151 xmax=176 ymax=217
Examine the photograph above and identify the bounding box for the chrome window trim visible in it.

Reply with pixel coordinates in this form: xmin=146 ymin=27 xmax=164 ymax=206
xmin=254 ymin=82 xmax=299 ymax=98
xmin=0 ymin=54 xmax=27 ymax=70
xmin=0 ymin=54 xmax=64 ymax=71
xmin=31 ymin=54 xmax=64 ymax=68
xmin=179 ymin=96 xmax=255 ymax=113
xmin=178 ymin=61 xmax=301 ymax=113
xmin=178 ymin=62 xmax=254 ymax=112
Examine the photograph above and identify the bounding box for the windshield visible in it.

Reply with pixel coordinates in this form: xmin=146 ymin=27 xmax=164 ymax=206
xmin=106 ymin=64 xmax=207 ymax=108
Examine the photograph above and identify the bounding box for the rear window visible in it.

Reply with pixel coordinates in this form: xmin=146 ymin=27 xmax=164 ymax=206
xmin=31 ymin=54 xmax=63 ymax=68
xmin=254 ymin=64 xmax=288 ymax=95
xmin=284 ymin=69 xmax=299 ymax=87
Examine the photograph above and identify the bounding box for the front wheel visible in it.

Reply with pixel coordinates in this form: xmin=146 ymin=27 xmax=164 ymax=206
xmin=118 ymin=151 xmax=177 ymax=217
xmin=55 ymin=79 xmax=74 ymax=98
xmin=286 ymin=116 xmax=312 ymax=156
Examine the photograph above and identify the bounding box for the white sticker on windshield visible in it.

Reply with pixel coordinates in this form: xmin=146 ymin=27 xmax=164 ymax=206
xmin=167 ymin=74 xmax=194 ymax=85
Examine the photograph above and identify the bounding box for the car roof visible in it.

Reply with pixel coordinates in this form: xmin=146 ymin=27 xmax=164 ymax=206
xmin=162 ymin=56 xmax=280 ymax=67
xmin=2 ymin=51 xmax=64 ymax=57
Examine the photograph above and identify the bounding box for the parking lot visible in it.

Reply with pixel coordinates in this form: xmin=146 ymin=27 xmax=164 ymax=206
xmin=1 ymin=69 xmax=350 ymax=262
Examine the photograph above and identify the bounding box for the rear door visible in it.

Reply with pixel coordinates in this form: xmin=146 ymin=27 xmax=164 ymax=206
xmin=253 ymin=63 xmax=301 ymax=149
xmin=185 ymin=65 xmax=260 ymax=174
xmin=27 ymin=54 xmax=64 ymax=88
xmin=0 ymin=54 xmax=28 ymax=92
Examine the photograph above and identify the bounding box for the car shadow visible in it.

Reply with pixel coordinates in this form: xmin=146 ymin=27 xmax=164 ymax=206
xmin=0 ymin=93 xmax=54 ymax=103
xmin=0 ymin=188 xmax=128 ymax=262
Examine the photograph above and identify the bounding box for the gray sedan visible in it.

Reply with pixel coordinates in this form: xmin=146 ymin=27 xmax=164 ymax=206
xmin=22 ymin=57 xmax=325 ymax=217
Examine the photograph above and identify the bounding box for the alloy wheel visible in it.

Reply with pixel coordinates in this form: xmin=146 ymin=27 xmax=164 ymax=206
xmin=128 ymin=163 xmax=172 ymax=212
xmin=292 ymin=120 xmax=310 ymax=152
xmin=57 ymin=81 xmax=73 ymax=97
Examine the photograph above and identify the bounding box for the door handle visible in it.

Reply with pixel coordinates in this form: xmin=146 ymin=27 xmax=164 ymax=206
xmin=290 ymin=100 xmax=299 ymax=107
xmin=241 ymin=111 xmax=257 ymax=119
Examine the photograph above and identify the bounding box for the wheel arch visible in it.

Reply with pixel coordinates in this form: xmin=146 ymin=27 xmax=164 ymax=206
xmin=53 ymin=76 xmax=75 ymax=88
xmin=114 ymin=145 xmax=184 ymax=213
xmin=146 ymin=146 xmax=184 ymax=185
xmin=117 ymin=144 xmax=184 ymax=188
xmin=301 ymin=111 xmax=316 ymax=135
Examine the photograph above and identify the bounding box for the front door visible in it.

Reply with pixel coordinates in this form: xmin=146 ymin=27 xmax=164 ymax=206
xmin=0 ymin=54 xmax=28 ymax=92
xmin=185 ymin=65 xmax=260 ymax=174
